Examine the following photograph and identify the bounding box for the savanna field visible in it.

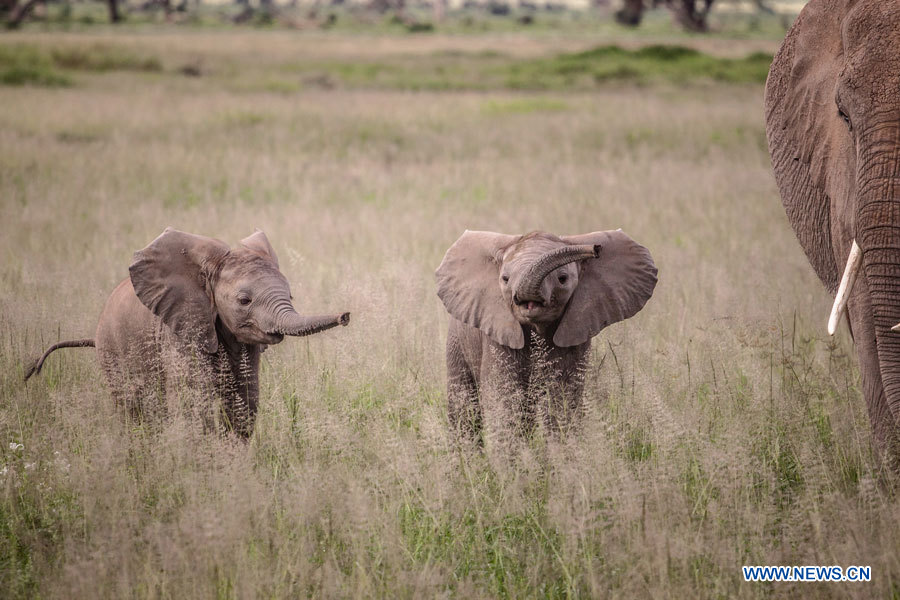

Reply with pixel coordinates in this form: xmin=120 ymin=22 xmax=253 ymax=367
xmin=2 ymin=15 xmax=900 ymax=598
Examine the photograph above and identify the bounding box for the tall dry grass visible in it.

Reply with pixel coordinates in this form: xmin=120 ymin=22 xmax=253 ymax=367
xmin=1 ymin=30 xmax=898 ymax=598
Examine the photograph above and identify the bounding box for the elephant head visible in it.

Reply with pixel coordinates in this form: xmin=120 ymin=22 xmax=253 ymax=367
xmin=765 ymin=0 xmax=900 ymax=452
xmin=129 ymin=227 xmax=349 ymax=353
xmin=435 ymin=229 xmax=657 ymax=348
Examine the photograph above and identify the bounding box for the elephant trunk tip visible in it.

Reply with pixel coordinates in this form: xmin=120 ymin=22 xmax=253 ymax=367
xmin=275 ymin=311 xmax=350 ymax=337
xmin=592 ymin=244 xmax=602 ymax=258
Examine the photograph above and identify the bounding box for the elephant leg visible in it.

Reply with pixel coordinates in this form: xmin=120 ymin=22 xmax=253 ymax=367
xmin=214 ymin=345 xmax=261 ymax=440
xmin=531 ymin=343 xmax=589 ymax=437
xmin=157 ymin=345 xmax=217 ymax=435
xmin=480 ymin=345 xmax=530 ymax=455
xmin=847 ymin=280 xmax=900 ymax=466
xmin=447 ymin=335 xmax=483 ymax=444
xmin=219 ymin=387 xmax=258 ymax=440
xmin=99 ymin=347 xmax=160 ymax=427
xmin=480 ymin=379 xmax=521 ymax=458
xmin=448 ymin=366 xmax=482 ymax=444
xmin=535 ymin=377 xmax=585 ymax=437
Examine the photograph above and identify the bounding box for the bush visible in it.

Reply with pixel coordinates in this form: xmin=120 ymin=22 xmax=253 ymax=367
xmin=0 ymin=46 xmax=71 ymax=87
xmin=50 ymin=45 xmax=163 ymax=72
xmin=506 ymin=44 xmax=773 ymax=88
xmin=0 ymin=66 xmax=71 ymax=87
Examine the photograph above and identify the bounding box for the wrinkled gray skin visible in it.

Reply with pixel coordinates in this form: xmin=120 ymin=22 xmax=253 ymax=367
xmin=26 ymin=228 xmax=350 ymax=438
xmin=765 ymin=0 xmax=900 ymax=460
xmin=436 ymin=230 xmax=657 ymax=443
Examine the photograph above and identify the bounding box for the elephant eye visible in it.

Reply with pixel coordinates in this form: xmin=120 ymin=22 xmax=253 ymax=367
xmin=558 ymin=274 xmax=568 ymax=284
xmin=838 ymin=109 xmax=852 ymax=130
xmin=501 ymin=274 xmax=509 ymax=283
xmin=238 ymin=295 xmax=251 ymax=306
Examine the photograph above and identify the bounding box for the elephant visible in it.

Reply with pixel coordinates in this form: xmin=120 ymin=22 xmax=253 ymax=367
xmin=25 ymin=228 xmax=350 ymax=438
xmin=765 ymin=0 xmax=900 ymax=460
xmin=435 ymin=229 xmax=657 ymax=444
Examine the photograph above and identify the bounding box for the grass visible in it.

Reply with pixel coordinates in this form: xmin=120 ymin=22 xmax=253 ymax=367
xmin=48 ymin=44 xmax=163 ymax=72
xmin=481 ymin=97 xmax=570 ymax=115
xmin=505 ymin=45 xmax=773 ymax=88
xmin=285 ymin=43 xmax=773 ymax=91
xmin=0 ymin=45 xmax=72 ymax=87
xmin=0 ymin=65 xmax=71 ymax=87
xmin=0 ymin=35 xmax=771 ymax=90
xmin=1 ymin=29 xmax=898 ymax=599
xmin=0 ymin=41 xmax=160 ymax=87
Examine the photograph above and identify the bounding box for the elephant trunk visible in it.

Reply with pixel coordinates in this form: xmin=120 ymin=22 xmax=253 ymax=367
xmin=515 ymin=244 xmax=600 ymax=301
xmin=273 ymin=307 xmax=350 ymax=337
xmin=857 ymin=124 xmax=900 ymax=427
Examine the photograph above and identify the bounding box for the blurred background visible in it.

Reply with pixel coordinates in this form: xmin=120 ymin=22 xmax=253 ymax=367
xmin=1 ymin=0 xmax=804 ymax=35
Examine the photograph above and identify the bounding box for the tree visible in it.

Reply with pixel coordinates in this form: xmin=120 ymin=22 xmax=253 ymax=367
xmin=667 ymin=0 xmax=713 ymax=31
xmin=232 ymin=0 xmax=278 ymax=25
xmin=614 ymin=0 xmax=715 ymax=32
xmin=614 ymin=0 xmax=644 ymax=26
xmin=368 ymin=0 xmax=405 ymax=14
xmin=3 ymin=0 xmax=41 ymax=28
xmin=432 ymin=0 xmax=445 ymax=22
xmin=108 ymin=0 xmax=121 ymax=22
xmin=751 ymin=0 xmax=774 ymax=14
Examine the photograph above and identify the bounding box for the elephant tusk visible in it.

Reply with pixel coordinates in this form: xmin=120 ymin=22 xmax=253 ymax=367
xmin=827 ymin=240 xmax=862 ymax=336
xmin=892 ymin=323 xmax=900 ymax=333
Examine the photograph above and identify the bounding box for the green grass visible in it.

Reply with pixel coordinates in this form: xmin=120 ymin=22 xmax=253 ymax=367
xmin=297 ymin=44 xmax=773 ymax=91
xmin=0 ymin=45 xmax=71 ymax=87
xmin=0 ymin=65 xmax=71 ymax=87
xmin=0 ymin=41 xmax=161 ymax=87
xmin=0 ymin=38 xmax=770 ymax=90
xmin=505 ymin=45 xmax=773 ymax=89
xmin=48 ymin=44 xmax=163 ymax=72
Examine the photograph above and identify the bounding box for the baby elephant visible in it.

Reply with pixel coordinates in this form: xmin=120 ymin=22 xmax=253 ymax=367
xmin=26 ymin=228 xmax=350 ymax=438
xmin=436 ymin=229 xmax=656 ymax=443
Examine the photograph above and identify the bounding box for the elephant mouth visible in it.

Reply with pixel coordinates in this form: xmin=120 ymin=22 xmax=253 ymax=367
xmin=513 ymin=296 xmax=552 ymax=319
xmin=514 ymin=297 xmax=545 ymax=311
xmin=237 ymin=322 xmax=285 ymax=345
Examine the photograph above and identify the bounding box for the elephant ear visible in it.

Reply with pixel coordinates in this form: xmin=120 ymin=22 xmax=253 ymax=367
xmin=435 ymin=230 xmax=524 ymax=349
xmin=555 ymin=230 xmax=657 ymax=347
xmin=240 ymin=229 xmax=279 ymax=267
xmin=129 ymin=228 xmax=231 ymax=354
xmin=764 ymin=0 xmax=852 ymax=295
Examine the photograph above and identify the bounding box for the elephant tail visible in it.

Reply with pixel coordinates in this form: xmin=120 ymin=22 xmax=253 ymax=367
xmin=24 ymin=339 xmax=95 ymax=382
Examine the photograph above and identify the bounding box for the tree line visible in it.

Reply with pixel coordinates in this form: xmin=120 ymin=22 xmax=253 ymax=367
xmin=2 ymin=0 xmax=783 ymax=31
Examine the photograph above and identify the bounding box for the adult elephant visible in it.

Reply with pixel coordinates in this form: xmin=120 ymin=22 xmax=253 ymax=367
xmin=765 ymin=0 xmax=900 ymax=459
